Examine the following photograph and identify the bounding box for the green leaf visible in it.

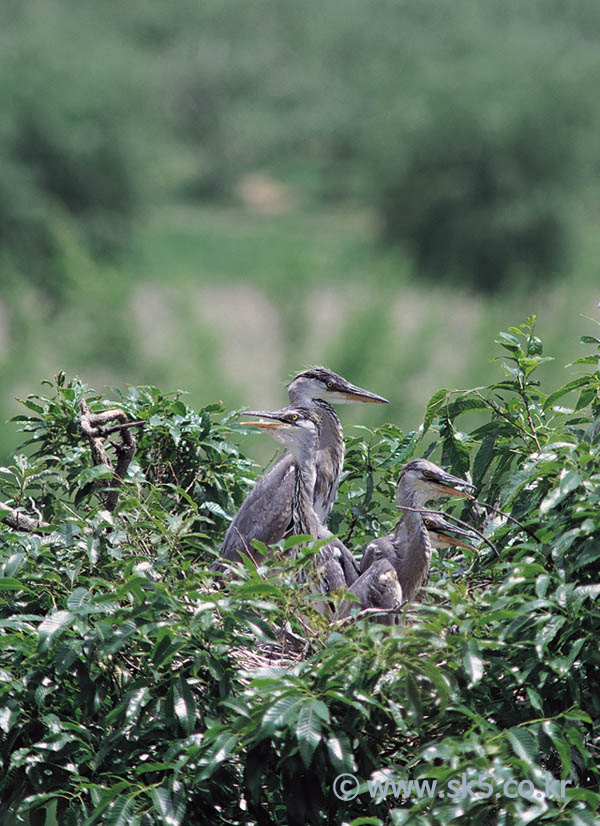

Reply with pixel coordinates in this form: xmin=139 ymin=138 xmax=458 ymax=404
xmin=260 ymin=695 xmax=302 ymax=735
xmin=497 ymin=331 xmax=522 ymax=352
xmin=542 ymin=721 xmax=571 ymax=778
xmin=327 ymin=733 xmax=354 ymax=774
xmin=472 ymin=434 xmax=497 ymax=487
xmin=200 ymin=501 xmax=231 ymax=521
xmin=445 ymin=396 xmax=489 ymax=420
xmin=506 ymin=727 xmax=538 ymax=763
xmin=0 ymin=578 xmax=27 ymax=591
xmin=106 ymin=796 xmax=137 ymax=826
xmin=543 ymin=377 xmax=591 ymax=411
xmin=463 ymin=640 xmax=484 ymax=687
xmin=297 ymin=702 xmax=322 ymax=768
xmin=38 ymin=611 xmax=74 ymax=650
xmin=174 ymin=676 xmax=197 ymax=736
xmin=540 ymin=471 xmax=581 ymax=514
xmin=75 ymin=465 xmax=115 ymax=487
xmin=150 ymin=784 xmax=186 ymax=826
xmin=421 ymin=388 xmax=447 ymax=437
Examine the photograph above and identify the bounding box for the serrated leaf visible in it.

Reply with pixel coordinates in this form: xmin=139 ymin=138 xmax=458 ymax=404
xmin=76 ymin=465 xmax=115 ymax=487
xmin=327 ymin=732 xmax=354 ymax=773
xmin=0 ymin=578 xmax=27 ymax=591
xmin=67 ymin=587 xmax=91 ymax=612
xmin=421 ymin=389 xmax=447 ymax=437
xmin=542 ymin=721 xmax=571 ymax=778
xmin=297 ymin=702 xmax=322 ymax=767
xmin=506 ymin=727 xmax=538 ymax=763
xmin=106 ymin=796 xmax=137 ymax=826
xmin=472 ymin=434 xmax=497 ymax=487
xmin=261 ymin=694 xmax=302 ymax=735
xmin=38 ymin=611 xmax=74 ymax=649
xmin=543 ymin=377 xmax=591 ymax=411
xmin=404 ymin=671 xmax=422 ymax=721
xmin=200 ymin=501 xmax=231 ymax=521
xmin=150 ymin=784 xmax=186 ymax=826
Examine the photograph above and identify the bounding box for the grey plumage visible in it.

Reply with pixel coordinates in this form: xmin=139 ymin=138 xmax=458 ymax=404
xmin=216 ymin=368 xmax=387 ymax=567
xmin=338 ymin=552 xmax=403 ymax=626
xmin=359 ymin=459 xmax=475 ymax=603
xmin=338 ymin=464 xmax=476 ymax=625
xmin=240 ymin=405 xmax=360 ymax=610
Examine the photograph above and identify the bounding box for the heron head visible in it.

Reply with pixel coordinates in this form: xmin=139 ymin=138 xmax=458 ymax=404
xmin=422 ymin=512 xmax=477 ymax=551
xmin=398 ymin=458 xmax=475 ymax=506
xmin=287 ymin=367 xmax=388 ymax=406
xmin=240 ymin=406 xmax=319 ymax=460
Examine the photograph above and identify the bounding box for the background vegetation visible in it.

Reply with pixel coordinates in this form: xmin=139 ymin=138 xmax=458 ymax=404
xmin=2 ymin=0 xmax=600 ymax=464
xmin=1 ymin=319 xmax=599 ymax=825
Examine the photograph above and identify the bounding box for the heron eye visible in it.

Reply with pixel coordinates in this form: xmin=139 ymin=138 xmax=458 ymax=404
xmin=424 ymin=519 xmax=431 ymax=527
xmin=291 ymin=414 xmax=298 ymax=421
xmin=327 ymin=381 xmax=333 ymax=388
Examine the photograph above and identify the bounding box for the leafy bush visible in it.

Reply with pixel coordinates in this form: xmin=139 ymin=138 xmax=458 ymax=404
xmin=1 ymin=317 xmax=600 ymax=825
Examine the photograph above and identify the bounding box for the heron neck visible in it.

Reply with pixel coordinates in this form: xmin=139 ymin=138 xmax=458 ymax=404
xmin=293 ymin=462 xmax=321 ymax=537
xmin=312 ymin=400 xmax=345 ymax=520
xmin=393 ymin=488 xmax=432 ymax=601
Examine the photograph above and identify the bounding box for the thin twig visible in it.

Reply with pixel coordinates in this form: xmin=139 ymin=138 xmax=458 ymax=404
xmin=464 ymin=496 xmax=540 ymax=542
xmin=520 ymin=389 xmax=541 ymax=451
xmin=332 ymin=603 xmax=404 ymax=630
xmin=474 ymin=389 xmax=538 ymax=450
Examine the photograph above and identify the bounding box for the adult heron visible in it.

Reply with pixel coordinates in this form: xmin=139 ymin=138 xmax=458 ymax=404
xmin=216 ymin=368 xmax=387 ymax=567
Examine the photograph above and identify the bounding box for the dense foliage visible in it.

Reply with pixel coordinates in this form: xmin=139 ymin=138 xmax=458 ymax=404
xmin=0 ymin=318 xmax=599 ymax=824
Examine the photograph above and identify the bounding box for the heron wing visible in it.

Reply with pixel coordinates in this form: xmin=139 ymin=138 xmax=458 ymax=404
xmin=217 ymin=453 xmax=296 ymax=565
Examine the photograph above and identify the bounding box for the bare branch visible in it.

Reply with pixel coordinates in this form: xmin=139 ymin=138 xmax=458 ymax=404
xmin=1 ymin=501 xmax=48 ymax=533
xmin=79 ymin=401 xmax=137 ymax=511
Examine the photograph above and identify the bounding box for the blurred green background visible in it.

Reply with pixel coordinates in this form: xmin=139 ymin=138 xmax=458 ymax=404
xmin=2 ymin=0 xmax=600 ymax=463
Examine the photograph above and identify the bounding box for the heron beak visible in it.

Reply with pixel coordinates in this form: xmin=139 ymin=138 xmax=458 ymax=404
xmin=240 ymin=420 xmax=282 ymax=429
xmin=428 ymin=471 xmax=476 ymax=499
xmin=240 ymin=410 xmax=287 ymax=429
xmin=429 ymin=530 xmax=478 ymax=551
xmin=429 ymin=482 xmax=473 ymax=499
xmin=338 ymin=382 xmax=389 ymax=404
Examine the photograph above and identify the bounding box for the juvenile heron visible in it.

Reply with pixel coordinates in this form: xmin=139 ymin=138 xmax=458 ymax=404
xmin=241 ymin=405 xmax=360 ymax=609
xmin=217 ymin=368 xmax=387 ymax=566
xmin=359 ymin=459 xmax=475 ymax=604
xmin=340 ymin=510 xmax=477 ymax=625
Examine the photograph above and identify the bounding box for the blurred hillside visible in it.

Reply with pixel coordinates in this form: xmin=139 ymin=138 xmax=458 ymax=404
xmin=1 ymin=0 xmax=600 ymax=462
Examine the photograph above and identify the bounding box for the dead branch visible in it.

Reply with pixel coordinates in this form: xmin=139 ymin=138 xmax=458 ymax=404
xmin=79 ymin=401 xmax=140 ymax=511
xmin=1 ymin=501 xmax=48 ymax=533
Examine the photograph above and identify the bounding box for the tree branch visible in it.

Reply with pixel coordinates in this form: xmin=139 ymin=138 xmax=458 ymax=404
xmin=79 ymin=401 xmax=138 ymax=511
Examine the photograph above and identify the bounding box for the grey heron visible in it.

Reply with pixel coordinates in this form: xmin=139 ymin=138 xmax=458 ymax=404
xmin=359 ymin=459 xmax=475 ymax=603
xmin=241 ymin=405 xmax=360 ymax=610
xmin=216 ymin=368 xmax=387 ymax=567
xmin=340 ymin=510 xmax=477 ymax=625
